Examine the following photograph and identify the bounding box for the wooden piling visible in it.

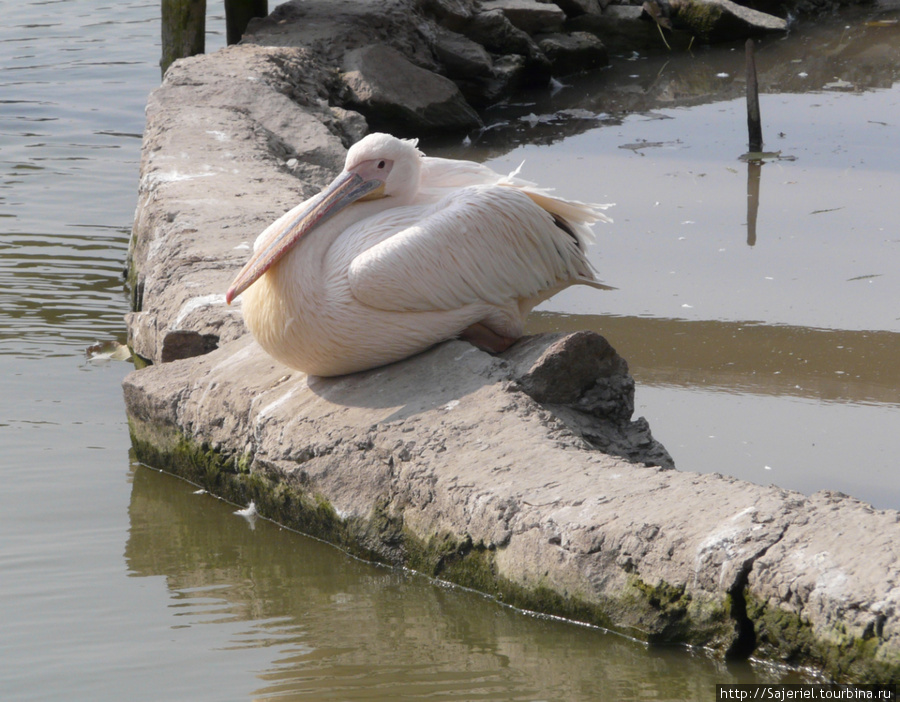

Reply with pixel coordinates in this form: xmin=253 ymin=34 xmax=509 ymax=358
xmin=160 ymin=0 xmax=206 ymax=77
xmin=745 ymin=39 xmax=763 ymax=153
xmin=225 ymin=1 xmax=269 ymax=45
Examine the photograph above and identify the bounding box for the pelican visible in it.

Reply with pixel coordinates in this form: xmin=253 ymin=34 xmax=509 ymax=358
xmin=226 ymin=133 xmax=611 ymax=377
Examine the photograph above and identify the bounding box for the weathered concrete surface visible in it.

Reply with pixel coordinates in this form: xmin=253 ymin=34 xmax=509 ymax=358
xmin=126 ymin=329 xmax=761 ymax=650
xmin=124 ymin=1 xmax=900 ymax=685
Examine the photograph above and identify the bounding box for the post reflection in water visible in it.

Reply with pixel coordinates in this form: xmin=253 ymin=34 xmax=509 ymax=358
xmin=746 ymin=160 xmax=761 ymax=247
xmin=125 ymin=464 xmax=802 ymax=701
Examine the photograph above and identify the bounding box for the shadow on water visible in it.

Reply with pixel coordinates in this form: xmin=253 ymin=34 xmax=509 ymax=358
xmin=530 ymin=313 xmax=900 ymax=406
xmin=125 ymin=463 xmax=814 ymax=701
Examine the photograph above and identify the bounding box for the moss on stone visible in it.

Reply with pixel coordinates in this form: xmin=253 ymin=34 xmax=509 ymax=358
xmin=404 ymin=529 xmax=626 ymax=633
xmin=400 ymin=528 xmax=737 ymax=649
xmin=128 ymin=418 xmax=731 ymax=646
xmin=625 ymin=574 xmax=736 ymax=648
xmin=128 ymin=417 xmax=378 ymax=561
xmin=745 ymin=592 xmax=900 ymax=684
xmin=675 ymin=0 xmax=723 ymax=40
xmin=127 ymin=417 xmax=898 ymax=681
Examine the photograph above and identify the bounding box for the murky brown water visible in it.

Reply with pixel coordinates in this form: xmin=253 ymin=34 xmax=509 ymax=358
xmin=1 ymin=0 xmax=897 ymax=699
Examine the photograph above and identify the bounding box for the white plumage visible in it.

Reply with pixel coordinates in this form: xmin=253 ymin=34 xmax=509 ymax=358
xmin=226 ymin=132 xmax=611 ymax=376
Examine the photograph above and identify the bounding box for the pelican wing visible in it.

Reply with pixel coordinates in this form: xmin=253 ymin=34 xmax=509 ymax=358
xmin=347 ymin=185 xmax=603 ymax=313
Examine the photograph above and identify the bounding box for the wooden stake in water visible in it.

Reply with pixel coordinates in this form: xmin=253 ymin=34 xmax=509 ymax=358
xmin=745 ymin=39 xmax=763 ymax=153
xmin=161 ymin=0 xmax=206 ymax=76
xmin=225 ymin=0 xmax=269 ymax=45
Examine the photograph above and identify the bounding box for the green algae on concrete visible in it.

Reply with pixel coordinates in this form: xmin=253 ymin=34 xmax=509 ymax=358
xmin=745 ymin=593 xmax=900 ymax=685
xmin=127 ymin=413 xmax=900 ymax=682
xmin=127 ymin=414 xmax=735 ymax=650
xmin=404 ymin=530 xmax=632 ymax=636
xmin=626 ymin=575 xmax=734 ymax=648
xmin=128 ymin=416 xmax=373 ymax=561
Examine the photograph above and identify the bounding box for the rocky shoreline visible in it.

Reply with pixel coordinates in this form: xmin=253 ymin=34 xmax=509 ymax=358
xmin=124 ymin=0 xmax=899 ymax=683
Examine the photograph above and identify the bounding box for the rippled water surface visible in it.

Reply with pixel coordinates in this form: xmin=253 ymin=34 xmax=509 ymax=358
xmin=1 ymin=0 xmax=898 ymax=699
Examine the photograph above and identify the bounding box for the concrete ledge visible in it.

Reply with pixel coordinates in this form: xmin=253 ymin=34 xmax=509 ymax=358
xmin=123 ymin=3 xmax=900 ymax=684
xmin=123 ymin=329 xmax=900 ymax=682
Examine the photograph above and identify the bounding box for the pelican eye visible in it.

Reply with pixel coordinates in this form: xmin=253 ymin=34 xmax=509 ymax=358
xmin=377 ymin=160 xmax=386 ymax=169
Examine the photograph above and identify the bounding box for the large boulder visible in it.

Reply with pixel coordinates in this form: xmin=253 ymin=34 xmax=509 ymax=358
xmin=554 ymin=0 xmax=605 ymax=17
xmin=122 ymin=320 xmax=900 ymax=682
xmin=431 ymin=26 xmax=495 ymax=78
xmin=341 ymin=44 xmax=483 ymax=134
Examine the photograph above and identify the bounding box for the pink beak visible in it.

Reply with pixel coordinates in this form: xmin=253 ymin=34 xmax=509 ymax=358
xmin=226 ymin=169 xmax=383 ymax=304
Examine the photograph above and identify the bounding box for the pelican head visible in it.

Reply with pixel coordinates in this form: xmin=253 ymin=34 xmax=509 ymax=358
xmin=226 ymin=133 xmax=422 ymax=304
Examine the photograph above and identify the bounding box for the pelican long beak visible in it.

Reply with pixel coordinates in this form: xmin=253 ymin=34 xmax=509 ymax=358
xmin=225 ymin=170 xmax=383 ymax=304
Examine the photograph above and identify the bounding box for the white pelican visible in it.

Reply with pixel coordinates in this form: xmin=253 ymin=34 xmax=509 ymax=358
xmin=226 ymin=133 xmax=611 ymax=377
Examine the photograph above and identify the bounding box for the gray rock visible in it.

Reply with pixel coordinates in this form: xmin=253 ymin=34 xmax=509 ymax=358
xmin=244 ymin=0 xmax=437 ymax=69
xmin=554 ymin=0 xmax=604 ymax=16
xmin=122 ymin=323 xmax=900 ymax=681
xmin=456 ymin=54 xmax=532 ymax=107
xmin=341 ymin=44 xmax=483 ymax=134
xmin=566 ymin=6 xmax=660 ymax=54
xmin=479 ymin=0 xmax=566 ymax=34
xmin=538 ymin=31 xmax=609 ymax=75
xmin=463 ymin=8 xmax=541 ymax=54
xmin=747 ymin=491 xmax=900 ymax=678
xmin=648 ymin=0 xmax=788 ymax=43
xmin=418 ymin=0 xmax=479 ymax=30
xmin=462 ymin=10 xmax=552 ymax=86
xmin=431 ymin=26 xmax=495 ymax=78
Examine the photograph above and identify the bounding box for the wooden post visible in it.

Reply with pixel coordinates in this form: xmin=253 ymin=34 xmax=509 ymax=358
xmin=160 ymin=0 xmax=206 ymax=77
xmin=745 ymin=38 xmax=763 ymax=153
xmin=225 ymin=0 xmax=268 ymax=45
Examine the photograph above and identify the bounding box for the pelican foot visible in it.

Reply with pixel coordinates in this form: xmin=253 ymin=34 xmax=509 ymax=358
xmin=460 ymin=323 xmax=517 ymax=354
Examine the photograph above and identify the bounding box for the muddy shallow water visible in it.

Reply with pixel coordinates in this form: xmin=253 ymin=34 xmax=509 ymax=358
xmin=1 ymin=0 xmax=898 ymax=699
